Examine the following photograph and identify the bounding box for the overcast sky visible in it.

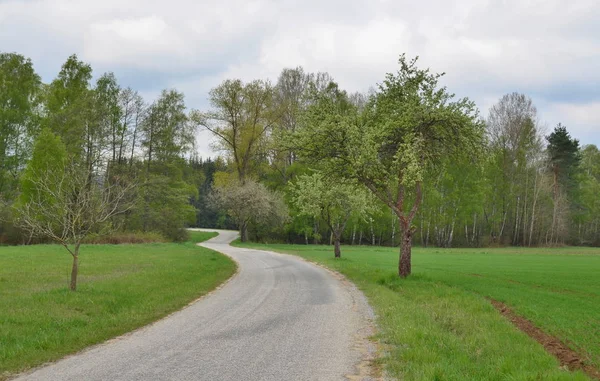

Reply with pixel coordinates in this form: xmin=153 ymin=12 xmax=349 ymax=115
xmin=1 ymin=0 xmax=598 ymax=158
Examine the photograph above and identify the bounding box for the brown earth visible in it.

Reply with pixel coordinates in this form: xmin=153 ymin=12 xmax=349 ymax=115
xmin=490 ymin=299 xmax=600 ymax=380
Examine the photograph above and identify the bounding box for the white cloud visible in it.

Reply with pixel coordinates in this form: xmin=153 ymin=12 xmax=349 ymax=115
xmin=1 ymin=0 xmax=599 ymax=156
xmin=85 ymin=16 xmax=186 ymax=69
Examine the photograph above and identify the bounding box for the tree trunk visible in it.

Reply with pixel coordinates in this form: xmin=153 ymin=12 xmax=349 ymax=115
xmin=240 ymin=222 xmax=248 ymax=242
xmin=370 ymin=220 xmax=375 ymax=246
xmin=69 ymin=243 xmax=81 ymax=291
xmin=529 ymin=170 xmax=540 ymax=246
xmin=399 ymin=225 xmax=412 ymax=278
xmin=391 ymin=210 xmax=396 ymax=246
xmin=334 ymin=237 xmax=341 ymax=258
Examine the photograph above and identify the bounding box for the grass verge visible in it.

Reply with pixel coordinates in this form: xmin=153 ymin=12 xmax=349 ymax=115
xmin=234 ymin=242 xmax=598 ymax=380
xmin=0 ymin=231 xmax=234 ymax=379
xmin=187 ymin=230 xmax=218 ymax=243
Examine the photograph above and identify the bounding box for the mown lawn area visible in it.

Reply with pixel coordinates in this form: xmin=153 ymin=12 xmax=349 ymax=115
xmin=235 ymin=242 xmax=599 ymax=380
xmin=0 ymin=230 xmax=232 ymax=379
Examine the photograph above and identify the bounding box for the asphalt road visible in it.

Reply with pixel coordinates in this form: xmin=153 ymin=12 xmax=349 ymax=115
xmin=15 ymin=230 xmax=376 ymax=381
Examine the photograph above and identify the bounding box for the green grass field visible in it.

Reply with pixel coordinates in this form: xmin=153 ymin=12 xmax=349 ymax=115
xmin=0 ymin=230 xmax=232 ymax=379
xmin=235 ymin=242 xmax=599 ymax=380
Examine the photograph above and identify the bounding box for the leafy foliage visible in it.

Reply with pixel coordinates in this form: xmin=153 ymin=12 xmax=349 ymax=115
xmin=210 ymin=180 xmax=288 ymax=242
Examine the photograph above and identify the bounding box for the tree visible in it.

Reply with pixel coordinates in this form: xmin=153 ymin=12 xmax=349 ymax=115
xmin=546 ymin=124 xmax=581 ymax=244
xmin=191 ymin=79 xmax=278 ymax=183
xmin=95 ymin=72 xmax=122 ymax=166
xmin=291 ymin=172 xmax=369 ymax=257
xmin=44 ymin=54 xmax=93 ymax=155
xmin=126 ymin=161 xmax=199 ymax=241
xmin=117 ymin=88 xmax=146 ymax=166
xmin=16 ymin=129 xmax=133 ymax=291
xmin=210 ymin=180 xmax=288 ymax=242
xmin=297 ymin=55 xmax=484 ymax=277
xmin=485 ymin=93 xmax=542 ymax=245
xmin=0 ymin=53 xmax=41 ymax=198
xmin=142 ymin=89 xmax=194 ymax=168
xmin=578 ymin=145 xmax=600 ymax=244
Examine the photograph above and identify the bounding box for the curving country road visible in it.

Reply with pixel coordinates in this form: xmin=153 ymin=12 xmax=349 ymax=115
xmin=15 ymin=230 xmax=376 ymax=381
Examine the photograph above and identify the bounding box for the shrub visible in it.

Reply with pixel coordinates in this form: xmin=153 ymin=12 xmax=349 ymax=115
xmin=82 ymin=231 xmax=168 ymax=245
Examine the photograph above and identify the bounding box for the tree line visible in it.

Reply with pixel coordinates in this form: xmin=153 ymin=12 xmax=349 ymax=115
xmin=0 ymin=53 xmax=212 ymax=247
xmin=2 ymin=51 xmax=599 ymax=279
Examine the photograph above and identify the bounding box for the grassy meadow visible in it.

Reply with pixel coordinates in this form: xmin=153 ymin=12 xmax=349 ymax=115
xmin=235 ymin=242 xmax=600 ymax=380
xmin=0 ymin=230 xmax=232 ymax=379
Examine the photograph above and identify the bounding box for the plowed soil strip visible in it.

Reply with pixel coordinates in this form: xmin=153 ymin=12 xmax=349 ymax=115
xmin=490 ymin=299 xmax=600 ymax=380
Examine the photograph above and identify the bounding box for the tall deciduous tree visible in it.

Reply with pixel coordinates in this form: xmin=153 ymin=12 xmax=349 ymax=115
xmin=95 ymin=72 xmax=122 ymax=167
xmin=191 ymin=79 xmax=278 ymax=183
xmin=118 ymin=88 xmax=146 ymax=166
xmin=44 ymin=54 xmax=93 ymax=156
xmin=142 ymin=89 xmax=193 ymax=167
xmin=485 ymin=93 xmax=542 ymax=245
xmin=0 ymin=53 xmax=41 ymax=198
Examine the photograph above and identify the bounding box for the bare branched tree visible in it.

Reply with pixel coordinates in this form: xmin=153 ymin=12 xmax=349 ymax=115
xmin=16 ymin=163 xmax=134 ymax=290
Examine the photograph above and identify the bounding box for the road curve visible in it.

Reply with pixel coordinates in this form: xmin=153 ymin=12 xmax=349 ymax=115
xmin=14 ymin=230 xmax=376 ymax=381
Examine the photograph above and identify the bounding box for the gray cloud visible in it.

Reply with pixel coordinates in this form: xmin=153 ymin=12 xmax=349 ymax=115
xmin=1 ymin=0 xmax=598 ymax=156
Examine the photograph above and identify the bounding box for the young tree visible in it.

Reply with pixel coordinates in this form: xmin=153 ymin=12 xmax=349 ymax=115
xmin=291 ymin=172 xmax=369 ymax=257
xmin=210 ymin=180 xmax=288 ymax=242
xmin=297 ymin=55 xmax=484 ymax=277
xmin=16 ymin=129 xmax=133 ymax=291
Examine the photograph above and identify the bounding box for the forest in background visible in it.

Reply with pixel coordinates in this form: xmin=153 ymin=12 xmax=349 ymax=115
xmin=2 ymin=52 xmax=600 ymax=250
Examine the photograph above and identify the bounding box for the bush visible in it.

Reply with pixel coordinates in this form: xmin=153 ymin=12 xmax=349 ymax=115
xmin=82 ymin=231 xmax=168 ymax=245
xmin=0 ymin=206 xmax=50 ymax=245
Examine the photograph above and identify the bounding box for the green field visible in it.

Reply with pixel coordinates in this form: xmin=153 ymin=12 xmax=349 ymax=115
xmin=0 ymin=230 xmax=232 ymax=379
xmin=235 ymin=242 xmax=599 ymax=380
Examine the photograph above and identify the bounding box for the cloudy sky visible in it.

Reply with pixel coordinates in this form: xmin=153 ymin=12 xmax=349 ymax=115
xmin=1 ymin=0 xmax=598 ymax=157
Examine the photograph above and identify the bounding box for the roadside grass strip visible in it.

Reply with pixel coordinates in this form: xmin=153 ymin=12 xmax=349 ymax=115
xmin=0 ymin=232 xmax=234 ymax=379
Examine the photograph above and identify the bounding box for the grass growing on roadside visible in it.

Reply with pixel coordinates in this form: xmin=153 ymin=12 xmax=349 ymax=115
xmin=187 ymin=230 xmax=218 ymax=243
xmin=235 ymin=242 xmax=599 ymax=380
xmin=0 ymin=231 xmax=234 ymax=379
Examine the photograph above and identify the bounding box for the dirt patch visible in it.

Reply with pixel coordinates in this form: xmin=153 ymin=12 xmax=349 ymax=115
xmin=490 ymin=299 xmax=600 ymax=380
